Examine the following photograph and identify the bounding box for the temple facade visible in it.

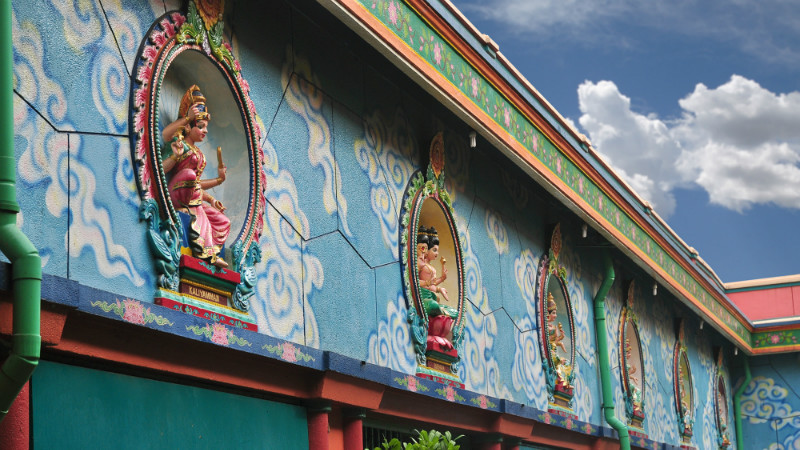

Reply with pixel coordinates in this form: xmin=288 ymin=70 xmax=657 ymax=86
xmin=1 ymin=0 xmax=798 ymax=449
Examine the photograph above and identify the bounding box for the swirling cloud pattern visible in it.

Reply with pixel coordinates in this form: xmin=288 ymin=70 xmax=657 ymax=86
xmin=13 ymin=5 xmax=145 ymax=288
xmin=252 ymin=135 xmax=323 ymax=346
xmin=510 ymin=250 xmax=545 ymax=407
xmin=353 ymin=108 xmax=418 ymax=257
xmin=485 ymin=209 xmax=509 ymax=255
xmin=283 ymin=50 xmax=352 ymax=238
xmin=367 ymin=293 xmax=416 ymax=374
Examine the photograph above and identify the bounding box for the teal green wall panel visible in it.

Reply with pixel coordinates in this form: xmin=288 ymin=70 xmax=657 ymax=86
xmin=32 ymin=361 xmax=308 ymax=449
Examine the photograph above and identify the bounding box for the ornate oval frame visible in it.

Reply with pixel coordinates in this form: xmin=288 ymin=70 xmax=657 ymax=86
xmin=674 ymin=339 xmax=694 ymax=443
xmin=537 ymin=223 xmax=576 ymax=408
xmin=129 ymin=5 xmax=266 ymax=309
xmin=714 ymin=351 xmax=732 ymax=448
xmin=400 ymin=134 xmax=466 ymax=375
xmin=619 ymin=281 xmax=645 ymax=428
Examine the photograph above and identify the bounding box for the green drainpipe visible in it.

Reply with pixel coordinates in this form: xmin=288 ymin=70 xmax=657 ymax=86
xmin=593 ymin=253 xmax=630 ymax=450
xmin=0 ymin=0 xmax=42 ymax=423
xmin=733 ymin=356 xmax=751 ymax=450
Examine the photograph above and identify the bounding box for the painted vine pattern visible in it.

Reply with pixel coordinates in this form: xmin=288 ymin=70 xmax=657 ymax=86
xmin=360 ymin=0 xmax=750 ymax=346
xmin=262 ymin=342 xmax=316 ymax=363
xmin=91 ymin=299 xmax=174 ymax=327
xmin=186 ymin=323 xmax=252 ymax=347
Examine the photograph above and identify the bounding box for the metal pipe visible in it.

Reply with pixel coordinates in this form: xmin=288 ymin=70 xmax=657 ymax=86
xmin=733 ymin=356 xmax=751 ymax=450
xmin=0 ymin=0 xmax=42 ymax=423
xmin=593 ymin=253 xmax=630 ymax=449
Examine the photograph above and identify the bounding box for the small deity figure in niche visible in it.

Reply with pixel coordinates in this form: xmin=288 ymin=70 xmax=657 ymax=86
xmin=625 ymin=337 xmax=643 ymax=414
xmin=625 ymin=337 xmax=639 ymax=385
xmin=417 ymin=226 xmax=458 ymax=346
xmin=546 ymin=292 xmax=572 ymax=388
xmin=547 ymin=293 xmax=568 ymax=354
xmin=162 ymin=85 xmax=231 ymax=268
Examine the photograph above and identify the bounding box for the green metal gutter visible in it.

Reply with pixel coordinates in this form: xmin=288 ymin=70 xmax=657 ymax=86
xmin=593 ymin=254 xmax=630 ymax=449
xmin=733 ymin=357 xmax=751 ymax=450
xmin=0 ymin=0 xmax=42 ymax=423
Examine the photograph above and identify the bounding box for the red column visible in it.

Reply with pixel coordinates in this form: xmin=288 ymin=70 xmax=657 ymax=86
xmin=480 ymin=442 xmax=502 ymax=450
xmin=0 ymin=381 xmax=30 ymax=450
xmin=343 ymin=409 xmax=365 ymax=450
xmin=307 ymin=403 xmax=331 ymax=450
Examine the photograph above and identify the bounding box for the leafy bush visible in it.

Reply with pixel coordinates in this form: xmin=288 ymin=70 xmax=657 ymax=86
xmin=370 ymin=429 xmax=462 ymax=450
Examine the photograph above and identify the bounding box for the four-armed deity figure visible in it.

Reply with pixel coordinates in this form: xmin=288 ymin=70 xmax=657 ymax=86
xmin=417 ymin=226 xmax=458 ymax=347
xmin=162 ymin=85 xmax=231 ymax=267
xmin=547 ymin=293 xmax=568 ymax=355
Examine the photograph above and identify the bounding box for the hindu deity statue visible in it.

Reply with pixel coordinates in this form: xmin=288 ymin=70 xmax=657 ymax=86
xmin=417 ymin=226 xmax=458 ymax=347
xmin=162 ymin=85 xmax=231 ymax=267
xmin=547 ymin=293 xmax=568 ymax=355
xmin=625 ymin=337 xmax=643 ymax=416
xmin=547 ymin=293 xmax=572 ymax=388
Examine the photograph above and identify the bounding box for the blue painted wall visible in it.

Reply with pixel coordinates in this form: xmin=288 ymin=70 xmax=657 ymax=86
xmin=11 ymin=0 xmax=739 ymax=447
xmin=739 ymin=354 xmax=800 ymax=449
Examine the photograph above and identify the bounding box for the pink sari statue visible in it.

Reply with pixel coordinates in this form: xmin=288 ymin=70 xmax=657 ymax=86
xmin=162 ymin=85 xmax=231 ymax=268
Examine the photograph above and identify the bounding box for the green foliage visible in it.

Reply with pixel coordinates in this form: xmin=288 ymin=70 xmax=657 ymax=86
xmin=370 ymin=429 xmax=462 ymax=450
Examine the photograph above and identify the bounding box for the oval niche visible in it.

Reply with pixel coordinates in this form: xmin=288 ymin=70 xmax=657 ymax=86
xmin=399 ymin=133 xmax=466 ymax=385
xmin=131 ymin=6 xmax=266 ymax=315
xmin=158 ymin=49 xmax=251 ymax=240
xmin=537 ymin=224 xmax=576 ymax=410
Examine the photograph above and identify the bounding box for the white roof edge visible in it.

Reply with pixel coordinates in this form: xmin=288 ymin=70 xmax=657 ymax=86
xmin=725 ymin=274 xmax=800 ymax=290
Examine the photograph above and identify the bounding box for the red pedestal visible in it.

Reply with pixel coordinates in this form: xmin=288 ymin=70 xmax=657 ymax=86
xmin=0 ymin=382 xmax=29 ymax=450
xmin=307 ymin=409 xmax=330 ymax=450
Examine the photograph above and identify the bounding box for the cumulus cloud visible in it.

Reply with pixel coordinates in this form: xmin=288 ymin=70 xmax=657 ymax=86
xmin=577 ymin=76 xmax=800 ymax=216
xmin=578 ymin=80 xmax=684 ymax=215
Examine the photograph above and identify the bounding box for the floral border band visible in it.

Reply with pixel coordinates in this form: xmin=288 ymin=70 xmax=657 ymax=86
xmin=91 ymin=299 xmax=174 ymax=327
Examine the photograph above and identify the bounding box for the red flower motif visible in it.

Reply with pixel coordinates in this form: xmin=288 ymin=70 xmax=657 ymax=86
xmin=771 ymin=334 xmax=781 ymax=344
xmin=142 ymin=45 xmax=158 ymax=63
xmin=407 ymin=376 xmax=417 ymax=392
xmin=136 ymin=64 xmax=153 ymax=84
xmin=210 ymin=323 xmax=229 ymax=346
xmin=134 ymin=110 xmax=147 ymax=136
xmin=479 ymin=396 xmax=487 ymax=409
xmin=161 ymin=19 xmax=176 ymax=37
xmin=171 ymin=13 xmax=186 ymax=28
xmin=122 ymin=299 xmax=146 ymax=325
xmin=281 ymin=342 xmax=297 ymax=362
xmin=151 ymin=31 xmax=168 ymax=47
xmin=445 ymin=386 xmax=455 ymax=401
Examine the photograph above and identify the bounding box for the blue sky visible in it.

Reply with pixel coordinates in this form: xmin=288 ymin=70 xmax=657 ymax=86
xmin=451 ymin=0 xmax=800 ymax=282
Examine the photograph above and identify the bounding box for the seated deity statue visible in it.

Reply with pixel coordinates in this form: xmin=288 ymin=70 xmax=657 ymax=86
xmin=161 ymin=85 xmax=231 ymax=268
xmin=417 ymin=226 xmax=458 ymax=348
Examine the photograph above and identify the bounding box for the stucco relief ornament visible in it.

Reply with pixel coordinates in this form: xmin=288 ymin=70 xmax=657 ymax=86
xmin=400 ymin=133 xmax=466 ymax=387
xmin=537 ymin=224 xmax=576 ymax=411
xmin=130 ymin=0 xmax=266 ymax=326
xmin=714 ymin=349 xmax=732 ymax=449
xmin=673 ymin=319 xmax=694 ymax=444
xmin=620 ymin=281 xmax=646 ymax=429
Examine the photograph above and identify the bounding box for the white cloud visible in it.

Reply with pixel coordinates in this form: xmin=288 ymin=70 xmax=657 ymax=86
xmin=578 ymin=80 xmax=684 ymax=215
xmin=454 ymin=0 xmax=800 ymax=65
xmin=577 ymin=76 xmax=800 ymax=215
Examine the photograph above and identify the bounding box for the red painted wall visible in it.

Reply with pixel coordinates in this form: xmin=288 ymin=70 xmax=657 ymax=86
xmin=728 ymin=286 xmax=800 ymax=321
